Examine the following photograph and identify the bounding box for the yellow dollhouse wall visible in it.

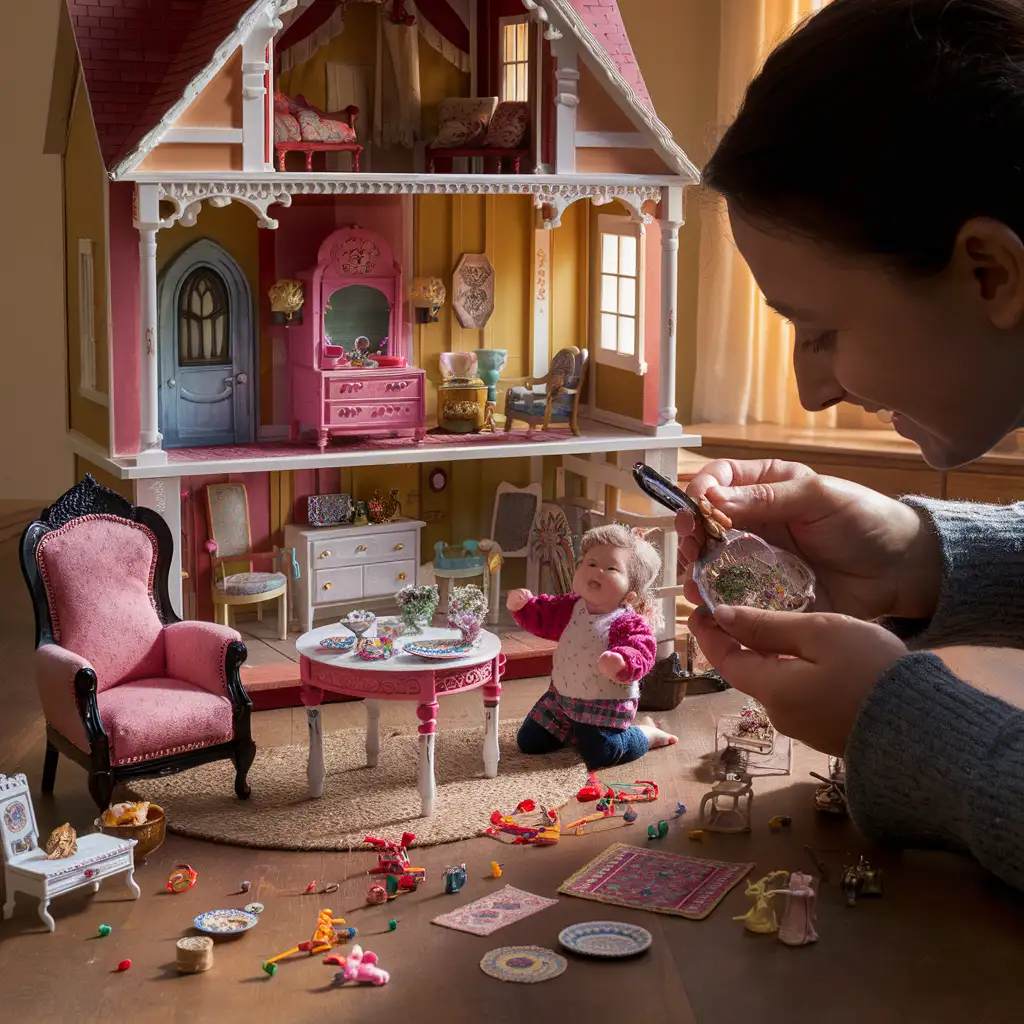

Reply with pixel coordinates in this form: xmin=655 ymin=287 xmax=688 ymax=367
xmin=65 ymin=77 xmax=110 ymax=450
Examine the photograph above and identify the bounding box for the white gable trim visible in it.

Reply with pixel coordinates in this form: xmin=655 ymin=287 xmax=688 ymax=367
xmin=527 ymin=0 xmax=699 ymax=184
xmin=111 ymin=0 xmax=298 ymax=180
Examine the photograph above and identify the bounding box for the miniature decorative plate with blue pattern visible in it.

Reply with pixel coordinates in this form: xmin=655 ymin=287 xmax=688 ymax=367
xmin=403 ymin=639 xmax=477 ymax=661
xmin=318 ymin=635 xmax=356 ymax=651
xmin=557 ymin=921 xmax=652 ymax=958
xmin=479 ymin=945 xmax=567 ymax=983
xmin=193 ymin=908 xmax=260 ymax=935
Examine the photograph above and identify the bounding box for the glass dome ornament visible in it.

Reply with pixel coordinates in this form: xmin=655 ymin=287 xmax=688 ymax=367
xmin=632 ymin=463 xmax=815 ymax=613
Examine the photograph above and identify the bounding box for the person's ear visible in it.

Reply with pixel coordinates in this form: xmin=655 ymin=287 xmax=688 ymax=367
xmin=952 ymin=217 xmax=1024 ymax=330
xmin=625 ymin=590 xmax=638 ymax=606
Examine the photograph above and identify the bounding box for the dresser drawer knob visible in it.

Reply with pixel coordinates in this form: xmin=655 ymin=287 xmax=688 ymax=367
xmin=356 ymin=544 xmax=367 ymax=552
xmin=318 ymin=550 xmax=331 ymax=559
xmin=322 ymin=582 xmax=333 ymax=591
xmin=397 ymin=572 xmax=407 ymax=581
xmin=393 ymin=543 xmax=405 ymax=551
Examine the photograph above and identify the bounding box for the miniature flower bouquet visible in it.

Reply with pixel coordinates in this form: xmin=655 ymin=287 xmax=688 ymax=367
xmin=450 ymin=610 xmax=482 ymax=647
xmin=448 ymin=584 xmax=487 ymax=625
xmin=395 ymin=583 xmax=439 ymax=634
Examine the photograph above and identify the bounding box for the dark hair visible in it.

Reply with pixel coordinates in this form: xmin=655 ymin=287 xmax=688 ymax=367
xmin=704 ymin=0 xmax=1024 ymax=275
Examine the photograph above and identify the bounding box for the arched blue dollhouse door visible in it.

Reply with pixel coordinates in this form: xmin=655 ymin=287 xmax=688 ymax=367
xmin=157 ymin=239 xmax=255 ymax=448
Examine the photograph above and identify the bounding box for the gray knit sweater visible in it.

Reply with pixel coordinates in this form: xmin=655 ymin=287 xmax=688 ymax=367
xmin=845 ymin=496 xmax=1024 ymax=890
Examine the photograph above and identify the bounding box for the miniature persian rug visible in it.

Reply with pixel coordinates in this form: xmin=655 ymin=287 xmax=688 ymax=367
xmin=432 ymin=885 xmax=559 ymax=937
xmin=479 ymin=946 xmax=567 ymax=983
xmin=558 ymin=842 xmax=753 ymax=920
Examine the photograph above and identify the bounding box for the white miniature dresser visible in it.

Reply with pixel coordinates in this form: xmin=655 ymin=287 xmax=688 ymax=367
xmin=285 ymin=518 xmax=426 ymax=631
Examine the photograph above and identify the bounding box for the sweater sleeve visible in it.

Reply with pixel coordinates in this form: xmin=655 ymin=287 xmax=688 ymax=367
xmin=845 ymin=651 xmax=1024 ymax=892
xmin=511 ymin=593 xmax=581 ymax=641
xmin=606 ymin=612 xmax=658 ymax=683
xmin=884 ymin=497 xmax=1024 ymax=649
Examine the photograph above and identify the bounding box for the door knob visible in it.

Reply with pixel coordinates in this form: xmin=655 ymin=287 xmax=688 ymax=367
xmin=393 ymin=543 xmax=405 ymax=551
xmin=236 ymin=373 xmax=248 ymax=384
xmin=223 ymin=376 xmax=234 ymax=385
xmin=318 ymin=550 xmax=331 ymax=559
xmin=166 ymin=379 xmax=176 ymax=388
xmin=356 ymin=545 xmax=367 ymax=552
xmin=397 ymin=572 xmax=407 ymax=581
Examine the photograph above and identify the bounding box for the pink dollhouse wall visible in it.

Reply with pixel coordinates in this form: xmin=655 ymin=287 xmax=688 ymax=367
xmin=110 ymin=182 xmax=141 ymax=455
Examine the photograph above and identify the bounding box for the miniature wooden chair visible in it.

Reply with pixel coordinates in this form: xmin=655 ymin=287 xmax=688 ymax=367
xmin=20 ymin=476 xmax=256 ymax=811
xmin=503 ymin=347 xmax=588 ymax=435
xmin=432 ymin=539 xmax=503 ymax=625
xmin=206 ymin=483 xmax=289 ymax=640
xmin=699 ymin=775 xmax=754 ymax=833
xmin=1 ymin=772 xmax=140 ymax=932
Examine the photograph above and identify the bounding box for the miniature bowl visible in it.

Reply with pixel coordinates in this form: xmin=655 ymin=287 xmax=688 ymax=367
xmin=94 ymin=804 xmax=166 ymax=862
xmin=340 ymin=610 xmax=377 ymax=638
xmin=377 ymin=617 xmax=406 ymax=639
xmin=356 ymin=636 xmax=394 ymax=661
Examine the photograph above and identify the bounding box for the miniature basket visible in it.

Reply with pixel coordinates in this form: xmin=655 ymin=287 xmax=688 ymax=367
xmin=93 ymin=804 xmax=166 ymax=861
xmin=357 ymin=636 xmax=394 ymax=661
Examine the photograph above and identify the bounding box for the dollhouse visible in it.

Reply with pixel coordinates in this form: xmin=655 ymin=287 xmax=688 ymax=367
xmin=47 ymin=0 xmax=702 ymax=663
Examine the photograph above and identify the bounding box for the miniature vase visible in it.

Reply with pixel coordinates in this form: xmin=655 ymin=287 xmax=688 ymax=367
xmin=473 ymin=349 xmax=508 ymax=403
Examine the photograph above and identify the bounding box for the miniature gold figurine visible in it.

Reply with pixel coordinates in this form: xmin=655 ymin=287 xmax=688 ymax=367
xmin=45 ymin=823 xmax=78 ymax=860
xmin=841 ymin=855 xmax=883 ymax=906
xmin=733 ymin=870 xmax=791 ymax=933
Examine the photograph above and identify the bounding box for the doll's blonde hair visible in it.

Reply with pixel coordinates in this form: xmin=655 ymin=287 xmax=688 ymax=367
xmin=579 ymin=523 xmax=663 ymax=630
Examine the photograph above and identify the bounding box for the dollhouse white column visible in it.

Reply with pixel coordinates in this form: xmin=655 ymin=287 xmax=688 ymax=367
xmin=657 ymin=185 xmax=684 ymax=434
xmin=242 ymin=4 xmax=286 ymax=172
xmin=138 ymin=227 xmax=160 ymax=452
xmin=134 ymin=478 xmax=183 ymax=618
xmin=550 ymin=38 xmax=578 ymax=174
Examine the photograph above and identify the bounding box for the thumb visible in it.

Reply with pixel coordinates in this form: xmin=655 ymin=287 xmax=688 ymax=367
xmin=713 ymin=605 xmax=823 ymax=659
xmin=708 ymin=477 xmax=819 ymax=524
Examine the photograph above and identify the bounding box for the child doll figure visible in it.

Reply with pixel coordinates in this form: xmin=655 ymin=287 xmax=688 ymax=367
xmin=508 ymin=524 xmax=678 ymax=770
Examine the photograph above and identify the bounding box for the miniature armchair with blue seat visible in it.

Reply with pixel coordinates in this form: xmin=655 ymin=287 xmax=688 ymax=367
xmin=503 ymin=346 xmax=588 ymax=435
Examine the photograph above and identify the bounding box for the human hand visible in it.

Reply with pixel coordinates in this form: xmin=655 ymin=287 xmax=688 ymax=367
xmin=597 ymin=651 xmax=628 ymax=681
xmin=676 ymin=459 xmax=941 ymax=622
xmin=688 ymin=604 xmax=908 ymax=756
xmin=506 ymin=589 xmax=533 ymax=612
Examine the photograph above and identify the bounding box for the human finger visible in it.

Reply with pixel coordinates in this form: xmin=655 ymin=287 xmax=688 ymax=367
xmin=705 ymin=473 xmax=831 ymax=528
xmin=712 ymin=605 xmax=831 ymax=659
xmin=684 ymin=458 xmax=815 ymax=502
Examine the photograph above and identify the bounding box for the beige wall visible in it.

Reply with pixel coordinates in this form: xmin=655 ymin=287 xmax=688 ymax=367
xmin=619 ymin=0 xmax=721 ymax=424
xmin=0 ymin=0 xmax=73 ymax=502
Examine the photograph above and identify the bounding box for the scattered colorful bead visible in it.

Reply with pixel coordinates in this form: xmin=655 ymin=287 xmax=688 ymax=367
xmin=116 ymin=959 xmax=131 ymax=972
xmin=97 ymin=924 xmax=112 ymax=937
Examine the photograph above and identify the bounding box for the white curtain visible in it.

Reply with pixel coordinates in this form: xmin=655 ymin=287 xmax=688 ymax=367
xmin=374 ymin=2 xmax=423 ymax=148
xmin=692 ymin=0 xmax=882 ymax=430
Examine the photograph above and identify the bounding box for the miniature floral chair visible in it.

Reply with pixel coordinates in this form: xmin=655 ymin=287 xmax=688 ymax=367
xmin=503 ymin=346 xmax=588 ymax=435
xmin=206 ymin=483 xmax=289 ymax=640
xmin=20 ymin=476 xmax=256 ymax=811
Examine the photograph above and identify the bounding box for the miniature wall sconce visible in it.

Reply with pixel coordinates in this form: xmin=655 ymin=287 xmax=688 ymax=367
xmin=409 ymin=277 xmax=446 ymax=324
xmin=269 ymin=279 xmax=305 ymax=325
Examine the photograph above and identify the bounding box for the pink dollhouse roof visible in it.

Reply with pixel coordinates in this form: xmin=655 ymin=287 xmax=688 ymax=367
xmin=66 ymin=0 xmax=257 ymax=169
xmin=566 ymin=0 xmax=653 ymax=112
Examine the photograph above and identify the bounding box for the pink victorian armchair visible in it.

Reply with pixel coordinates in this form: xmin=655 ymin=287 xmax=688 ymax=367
xmin=19 ymin=476 xmax=256 ymax=810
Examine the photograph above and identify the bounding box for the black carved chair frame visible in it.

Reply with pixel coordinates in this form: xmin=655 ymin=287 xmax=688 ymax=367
xmin=19 ymin=475 xmax=256 ymax=809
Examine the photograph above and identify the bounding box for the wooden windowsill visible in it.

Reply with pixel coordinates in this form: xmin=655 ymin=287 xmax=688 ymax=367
xmin=685 ymin=422 xmax=1024 ymax=471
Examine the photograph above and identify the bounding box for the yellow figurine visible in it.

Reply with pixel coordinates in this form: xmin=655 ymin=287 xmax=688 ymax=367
xmin=262 ymin=910 xmax=352 ymax=975
xmin=490 ymin=861 xmax=503 ymax=878
xmin=733 ymin=871 xmax=791 ymax=934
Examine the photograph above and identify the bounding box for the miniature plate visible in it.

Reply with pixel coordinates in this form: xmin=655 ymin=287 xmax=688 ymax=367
xmin=319 ymin=635 xmax=356 ymax=651
xmin=403 ymin=639 xmax=478 ymax=661
xmin=193 ymin=908 xmax=260 ymax=935
xmin=479 ymin=945 xmax=567 ymax=983
xmin=557 ymin=921 xmax=652 ymax=958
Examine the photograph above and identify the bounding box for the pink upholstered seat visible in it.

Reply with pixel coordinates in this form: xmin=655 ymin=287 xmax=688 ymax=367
xmin=98 ymin=678 xmax=234 ymax=766
xmin=21 ymin=476 xmax=256 ymax=810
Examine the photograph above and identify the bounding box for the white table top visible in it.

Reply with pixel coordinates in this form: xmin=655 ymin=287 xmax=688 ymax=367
xmin=296 ymin=622 xmax=501 ymax=673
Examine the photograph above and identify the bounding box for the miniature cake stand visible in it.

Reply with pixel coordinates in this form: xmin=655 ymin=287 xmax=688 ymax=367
xmin=296 ymin=625 xmax=505 ymax=817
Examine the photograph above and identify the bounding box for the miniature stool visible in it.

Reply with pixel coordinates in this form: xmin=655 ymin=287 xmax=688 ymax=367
xmin=698 ymin=777 xmax=753 ymax=833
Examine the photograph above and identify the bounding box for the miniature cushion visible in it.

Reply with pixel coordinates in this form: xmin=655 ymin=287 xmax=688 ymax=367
xmin=508 ymin=388 xmax=574 ymax=419
xmin=274 ymin=91 xmax=302 ymax=116
xmin=297 ymin=109 xmax=357 ymax=143
xmin=36 ymin=515 xmax=166 ymax=693
xmin=275 ymin=112 xmax=301 ymax=143
xmin=485 ymin=102 xmax=530 ymax=149
xmin=432 ymin=116 xmax=488 ymax=149
xmin=97 ymin=677 xmax=234 ymax=766
xmin=215 ymin=571 xmax=287 ymax=597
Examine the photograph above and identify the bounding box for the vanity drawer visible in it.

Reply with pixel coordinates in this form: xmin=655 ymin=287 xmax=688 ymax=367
xmin=324 ymin=399 xmax=422 ymax=429
xmin=313 ymin=530 xmax=417 ymax=568
xmin=364 ymin=559 xmax=416 ymax=597
xmin=313 ymin=565 xmax=363 ymax=605
xmin=325 ymin=374 xmax=422 ymax=401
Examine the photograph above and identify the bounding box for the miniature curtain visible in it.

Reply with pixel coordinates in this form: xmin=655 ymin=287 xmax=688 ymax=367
xmin=374 ymin=2 xmax=423 ymax=148
xmin=691 ymin=0 xmax=883 ymax=430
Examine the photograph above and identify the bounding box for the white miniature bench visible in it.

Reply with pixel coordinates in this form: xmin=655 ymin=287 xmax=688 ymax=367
xmin=1 ymin=773 xmax=140 ymax=932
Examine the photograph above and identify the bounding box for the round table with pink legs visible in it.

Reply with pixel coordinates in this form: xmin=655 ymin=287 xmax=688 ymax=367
xmin=295 ymin=625 xmax=505 ymax=817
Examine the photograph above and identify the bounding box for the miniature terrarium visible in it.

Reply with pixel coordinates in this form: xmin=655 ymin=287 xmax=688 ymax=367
xmin=695 ymin=533 xmax=815 ymax=613
xmin=395 ymin=584 xmax=439 ymax=634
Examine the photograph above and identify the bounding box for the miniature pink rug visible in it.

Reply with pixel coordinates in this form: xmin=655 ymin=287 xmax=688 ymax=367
xmin=558 ymin=842 xmax=753 ymax=920
xmin=432 ymin=885 xmax=559 ymax=936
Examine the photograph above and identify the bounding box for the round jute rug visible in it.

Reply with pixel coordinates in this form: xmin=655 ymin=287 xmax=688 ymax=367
xmin=128 ymin=720 xmax=598 ymax=851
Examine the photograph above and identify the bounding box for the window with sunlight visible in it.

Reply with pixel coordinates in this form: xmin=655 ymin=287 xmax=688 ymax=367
xmin=597 ymin=218 xmax=644 ymax=372
xmin=500 ymin=18 xmax=530 ymax=102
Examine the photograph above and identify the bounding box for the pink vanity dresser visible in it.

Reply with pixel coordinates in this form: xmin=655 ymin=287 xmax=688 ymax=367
xmin=289 ymin=226 xmax=426 ymax=449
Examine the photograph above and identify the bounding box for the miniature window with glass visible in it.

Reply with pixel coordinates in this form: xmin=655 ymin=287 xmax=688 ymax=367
xmin=500 ymin=17 xmax=530 ymax=102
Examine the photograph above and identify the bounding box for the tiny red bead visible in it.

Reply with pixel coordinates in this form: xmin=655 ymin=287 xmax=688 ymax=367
xmin=117 ymin=959 xmax=132 ymax=971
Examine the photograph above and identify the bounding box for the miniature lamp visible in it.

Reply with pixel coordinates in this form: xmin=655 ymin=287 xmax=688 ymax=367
xmin=269 ymin=279 xmax=304 ymax=324
xmin=409 ymin=277 xmax=446 ymax=324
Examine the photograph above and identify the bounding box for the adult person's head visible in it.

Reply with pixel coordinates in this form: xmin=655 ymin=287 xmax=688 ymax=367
xmin=704 ymin=0 xmax=1024 ymax=469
